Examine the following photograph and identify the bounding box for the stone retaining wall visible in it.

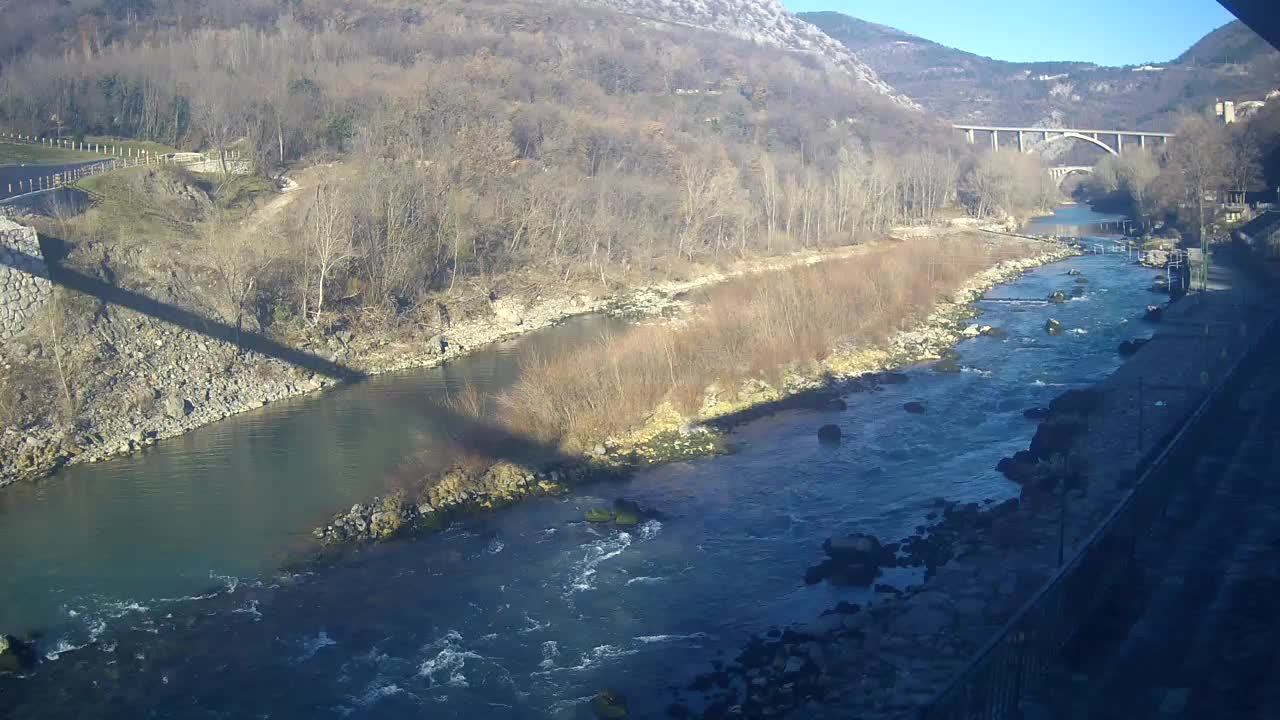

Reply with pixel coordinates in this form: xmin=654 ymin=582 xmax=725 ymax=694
xmin=0 ymin=216 xmax=51 ymax=339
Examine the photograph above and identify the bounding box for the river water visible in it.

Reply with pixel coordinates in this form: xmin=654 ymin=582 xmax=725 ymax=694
xmin=1 ymin=209 xmax=1160 ymax=718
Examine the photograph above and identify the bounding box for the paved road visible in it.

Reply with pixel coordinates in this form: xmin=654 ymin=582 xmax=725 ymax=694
xmin=1030 ymin=344 xmax=1280 ymax=719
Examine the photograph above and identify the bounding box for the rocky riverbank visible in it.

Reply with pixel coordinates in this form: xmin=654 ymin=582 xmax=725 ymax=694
xmin=313 ymin=243 xmax=1078 ymax=545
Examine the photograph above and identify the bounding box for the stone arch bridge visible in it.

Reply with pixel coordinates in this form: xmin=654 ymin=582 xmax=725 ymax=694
xmin=1048 ymin=165 xmax=1093 ymax=182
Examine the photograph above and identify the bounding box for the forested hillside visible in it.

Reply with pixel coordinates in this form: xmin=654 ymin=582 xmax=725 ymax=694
xmin=804 ymin=12 xmax=1280 ymax=130
xmin=0 ymin=0 xmax=1031 ymax=326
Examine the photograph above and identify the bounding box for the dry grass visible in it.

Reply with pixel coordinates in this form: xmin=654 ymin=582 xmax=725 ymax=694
xmin=500 ymin=235 xmax=1040 ymax=449
xmin=445 ymin=380 xmax=486 ymax=420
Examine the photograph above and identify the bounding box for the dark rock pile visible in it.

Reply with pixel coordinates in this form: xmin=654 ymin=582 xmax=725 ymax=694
xmin=805 ymin=533 xmax=898 ymax=586
xmin=1118 ymin=338 xmax=1150 ymax=357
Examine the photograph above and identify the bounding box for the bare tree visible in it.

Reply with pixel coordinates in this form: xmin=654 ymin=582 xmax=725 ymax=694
xmin=303 ymin=181 xmax=356 ymax=324
xmin=1162 ymin=115 xmax=1229 ymax=248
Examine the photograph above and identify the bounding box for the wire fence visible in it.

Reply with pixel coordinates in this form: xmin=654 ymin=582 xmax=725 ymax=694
xmin=0 ymin=132 xmax=245 ymax=200
xmin=916 ymin=284 xmax=1278 ymax=720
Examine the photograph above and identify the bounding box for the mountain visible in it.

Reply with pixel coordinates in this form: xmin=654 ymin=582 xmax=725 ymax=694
xmin=575 ymin=0 xmax=918 ymax=108
xmin=1177 ymin=19 xmax=1276 ymax=65
xmin=801 ymin=12 xmax=1280 ymax=131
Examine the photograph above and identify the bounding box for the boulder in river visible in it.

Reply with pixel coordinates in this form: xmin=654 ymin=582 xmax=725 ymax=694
xmin=1118 ymin=338 xmax=1150 ymax=357
xmin=903 ymin=401 xmax=927 ymax=414
xmin=817 ymin=424 xmax=842 ymax=444
xmin=875 ymin=371 xmax=910 ymax=385
xmin=813 ymin=533 xmax=896 ymax=587
xmin=1048 ymin=291 xmax=1067 ymax=304
xmin=1074 ymin=276 xmax=1089 ymax=285
xmin=933 ymin=357 xmax=962 ymax=373
xmin=592 ymin=689 xmax=629 ymax=719
xmin=611 ymin=498 xmax=656 ymax=527
xmin=822 ymin=397 xmax=848 ymax=412
xmin=0 ymin=634 xmax=36 ymax=673
xmin=932 ymin=348 xmax=962 ymax=374
xmin=1144 ymin=305 xmax=1164 ymax=323
xmin=1045 ymin=318 xmax=1063 ymax=336
xmin=824 ymin=533 xmax=883 ymax=561
xmin=584 ymin=508 xmax=615 ymax=523
xmin=1066 ymin=269 xmax=1082 ymax=276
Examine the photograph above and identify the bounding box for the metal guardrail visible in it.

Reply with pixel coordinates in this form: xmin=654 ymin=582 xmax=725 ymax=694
xmin=917 ymin=297 xmax=1279 ymax=720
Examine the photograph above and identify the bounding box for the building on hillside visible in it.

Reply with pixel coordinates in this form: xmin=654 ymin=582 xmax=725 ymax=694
xmin=1214 ymin=99 xmax=1237 ymax=123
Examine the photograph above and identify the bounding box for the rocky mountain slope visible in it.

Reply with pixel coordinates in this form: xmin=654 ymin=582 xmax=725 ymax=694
xmin=573 ymin=0 xmax=919 ymax=108
xmin=803 ymin=12 xmax=1280 ymax=131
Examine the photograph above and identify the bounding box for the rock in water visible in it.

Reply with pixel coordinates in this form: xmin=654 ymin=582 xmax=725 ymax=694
xmin=1066 ymin=269 xmax=1082 ymax=276
xmin=611 ymin=499 xmax=646 ymax=527
xmin=1118 ymin=338 xmax=1150 ymax=357
xmin=0 ymin=634 xmax=35 ymax=673
xmin=1144 ymin=305 xmax=1164 ymax=323
xmin=593 ymin=689 xmax=629 ymax=719
xmin=903 ymin=401 xmax=926 ymax=414
xmin=1048 ymin=291 xmax=1067 ymax=304
xmin=933 ymin=357 xmax=962 ymax=373
xmin=823 ymin=533 xmax=883 ymax=561
xmin=1045 ymin=318 xmax=1063 ymax=336
xmin=584 ymin=508 xmax=615 ymax=523
xmin=817 ymin=424 xmax=842 ymax=444
xmin=818 ymin=532 xmax=892 ymax=587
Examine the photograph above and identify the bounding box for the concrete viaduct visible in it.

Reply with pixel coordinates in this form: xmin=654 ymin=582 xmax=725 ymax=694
xmin=952 ymin=125 xmax=1175 ymax=156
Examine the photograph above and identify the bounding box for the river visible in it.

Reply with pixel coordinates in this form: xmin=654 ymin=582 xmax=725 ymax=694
xmin=0 ymin=208 xmax=1160 ymax=718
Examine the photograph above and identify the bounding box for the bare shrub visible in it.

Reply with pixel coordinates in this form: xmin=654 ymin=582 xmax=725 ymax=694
xmin=500 ymin=236 xmax=1039 ymax=449
xmin=445 ymin=380 xmax=486 ymax=420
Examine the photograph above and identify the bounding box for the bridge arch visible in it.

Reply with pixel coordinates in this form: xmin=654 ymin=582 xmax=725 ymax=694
xmin=1049 ymin=166 xmax=1094 ymax=193
xmin=1042 ymin=132 xmax=1118 ymax=156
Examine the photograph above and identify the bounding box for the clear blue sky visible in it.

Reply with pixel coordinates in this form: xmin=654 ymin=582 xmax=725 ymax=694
xmin=784 ymin=0 xmax=1238 ymax=66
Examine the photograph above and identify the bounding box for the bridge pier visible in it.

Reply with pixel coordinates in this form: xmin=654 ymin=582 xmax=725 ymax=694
xmin=965 ymin=128 xmax=974 ymax=145
xmin=991 ymin=129 xmax=998 ymax=151
xmin=1017 ymin=130 xmax=1025 ymax=153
